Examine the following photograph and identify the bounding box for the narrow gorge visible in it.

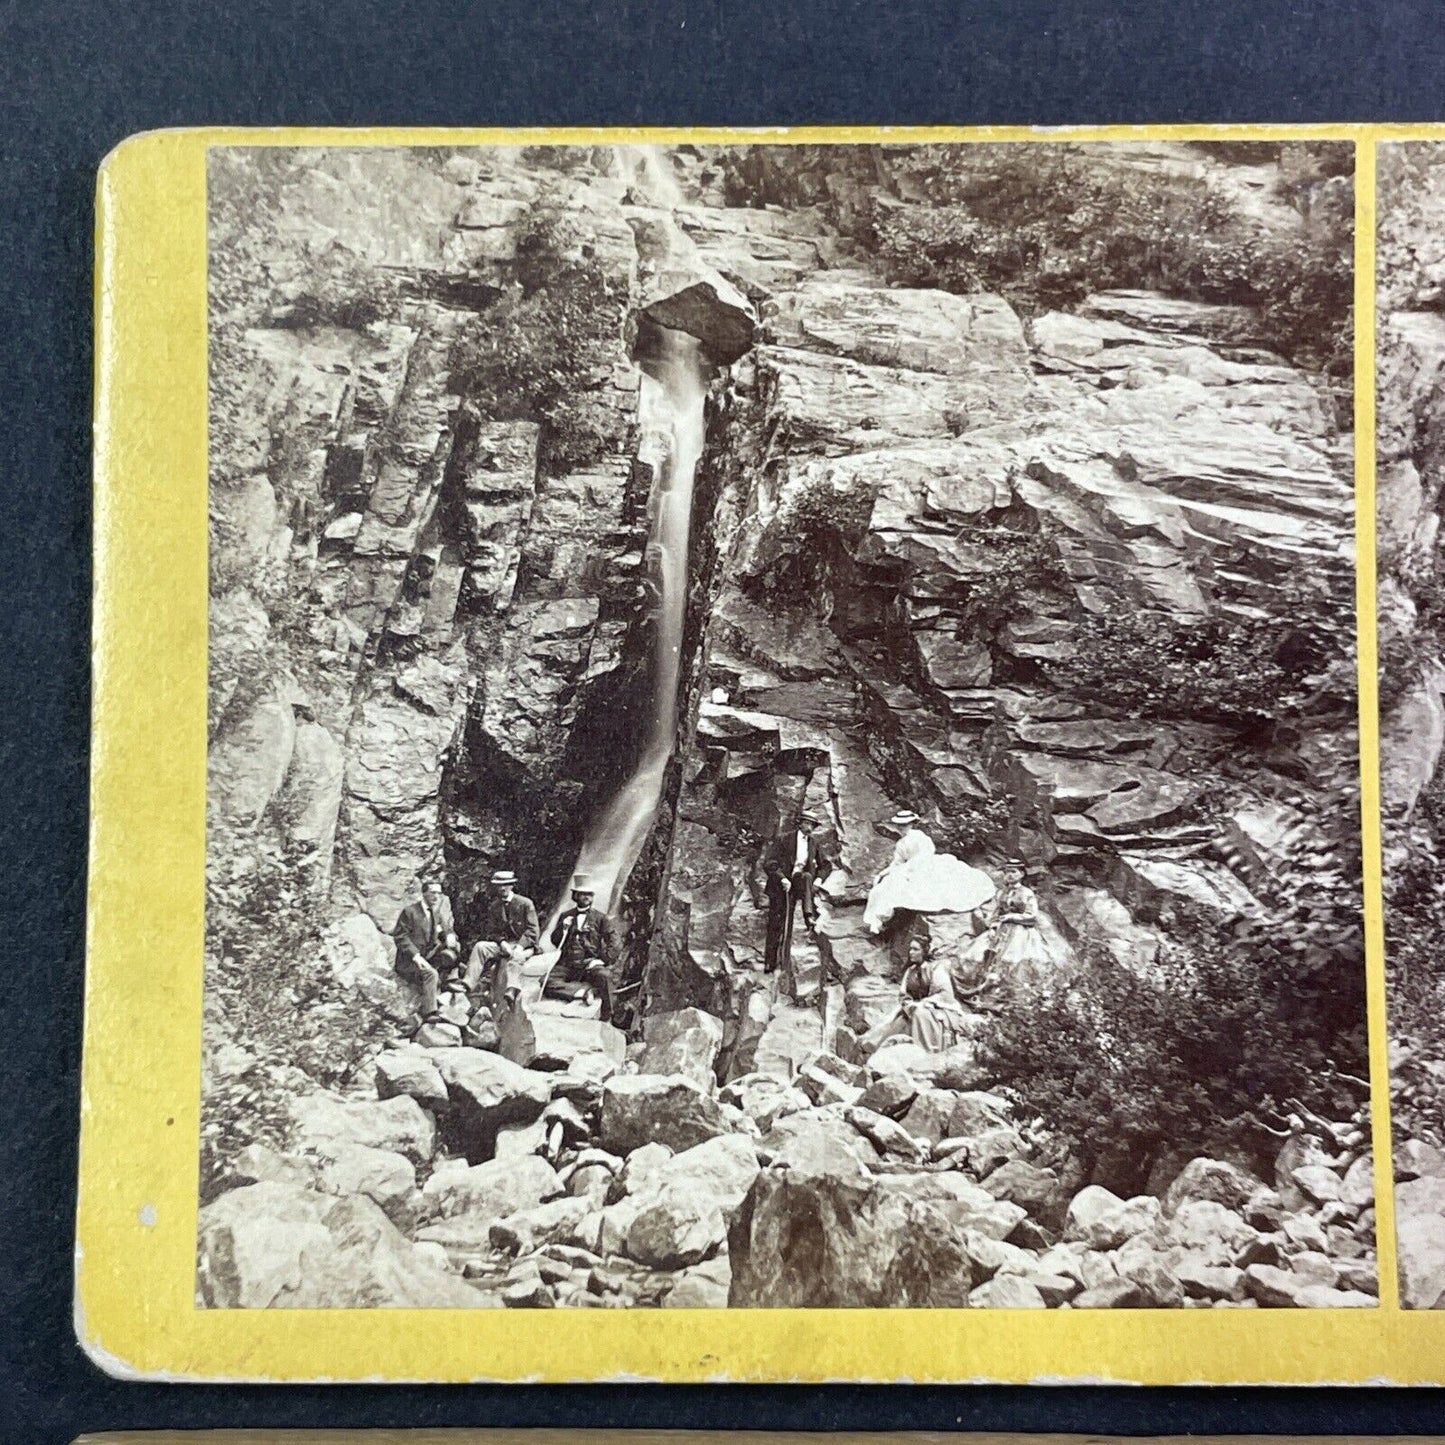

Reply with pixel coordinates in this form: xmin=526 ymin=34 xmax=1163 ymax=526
xmin=201 ymin=142 xmax=1376 ymax=1310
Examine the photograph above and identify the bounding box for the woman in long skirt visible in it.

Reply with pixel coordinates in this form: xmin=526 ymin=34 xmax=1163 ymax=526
xmin=963 ymin=855 xmax=1054 ymax=991
xmin=862 ymin=936 xmax=972 ymax=1054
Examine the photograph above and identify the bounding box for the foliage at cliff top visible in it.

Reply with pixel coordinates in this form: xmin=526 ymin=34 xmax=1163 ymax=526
xmin=719 ymin=142 xmax=1354 ymax=384
xmin=447 ymin=204 xmax=630 ymax=476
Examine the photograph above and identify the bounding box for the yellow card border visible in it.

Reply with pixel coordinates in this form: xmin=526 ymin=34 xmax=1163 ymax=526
xmin=77 ymin=122 xmax=1440 ymax=1383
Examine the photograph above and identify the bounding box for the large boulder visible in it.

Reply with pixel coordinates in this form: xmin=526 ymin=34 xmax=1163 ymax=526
xmin=210 ymin=685 xmax=297 ymax=826
xmin=374 ymin=1048 xmax=449 ymax=1108
xmin=1398 ymin=1213 xmax=1445 ymax=1310
xmin=420 ymin=1154 xmax=563 ymax=1222
xmin=428 ymin=1047 xmax=553 ymax=1159
xmin=728 ymin=1129 xmax=974 ymax=1308
xmin=1162 ymin=1157 xmax=1267 ymax=1217
xmin=313 ymin=1143 xmax=419 ymax=1228
xmin=622 ymin=1184 xmax=728 ymax=1270
xmin=1063 ymin=1186 xmax=1160 ymax=1251
xmin=291 ymin=1091 xmax=436 ymax=1168
xmin=637 ymin=1008 xmax=725 ymax=1087
xmin=981 ymin=1159 xmax=1069 ymax=1232
xmin=719 ymin=1073 xmax=810 ymax=1132
xmin=497 ymin=1009 xmax=627 ymax=1075
xmin=276 ymin=718 xmax=344 ymax=869
xmin=197 ymin=1183 xmax=490 ymax=1308
xmin=653 ymin=1133 xmax=761 ymax=1219
xmin=762 ymin=1105 xmax=880 ymax=1172
xmin=321 ymin=913 xmax=410 ymax=1019
xmin=599 ymin=1074 xmax=729 ymax=1155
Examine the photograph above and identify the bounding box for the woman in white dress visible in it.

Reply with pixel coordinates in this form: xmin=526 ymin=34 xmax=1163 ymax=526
xmin=864 ymin=810 xmax=997 ymax=935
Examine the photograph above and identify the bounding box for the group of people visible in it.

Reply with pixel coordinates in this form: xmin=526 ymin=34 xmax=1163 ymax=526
xmin=750 ymin=804 xmax=1054 ymax=1053
xmin=864 ymin=811 xmax=1054 ymax=1054
xmin=392 ymin=807 xmax=1050 ymax=1055
xmin=391 ymin=869 xmax=623 ymax=1028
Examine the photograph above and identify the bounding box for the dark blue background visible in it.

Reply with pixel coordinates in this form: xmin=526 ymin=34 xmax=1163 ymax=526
xmin=5 ymin=1 xmax=1445 ymax=1438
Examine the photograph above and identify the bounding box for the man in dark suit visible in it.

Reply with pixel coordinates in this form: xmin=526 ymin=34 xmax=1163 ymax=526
xmin=547 ymin=874 xmax=621 ymax=1020
xmin=463 ymin=868 xmax=540 ymax=1008
xmin=392 ymin=877 xmax=459 ymax=1017
xmin=753 ymin=814 xmax=829 ymax=991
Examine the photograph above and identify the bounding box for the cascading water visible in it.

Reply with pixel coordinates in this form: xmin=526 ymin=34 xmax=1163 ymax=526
xmin=568 ymin=326 xmax=710 ymax=913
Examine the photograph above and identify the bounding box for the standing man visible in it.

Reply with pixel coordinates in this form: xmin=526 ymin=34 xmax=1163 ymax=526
xmin=464 ymin=868 xmax=540 ymax=1009
xmin=754 ymin=812 xmax=829 ymax=994
xmin=392 ymin=876 xmax=459 ymax=1018
xmin=547 ymin=874 xmax=621 ymax=1021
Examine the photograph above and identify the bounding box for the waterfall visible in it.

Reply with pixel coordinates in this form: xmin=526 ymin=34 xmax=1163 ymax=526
xmin=569 ymin=326 xmax=710 ymax=913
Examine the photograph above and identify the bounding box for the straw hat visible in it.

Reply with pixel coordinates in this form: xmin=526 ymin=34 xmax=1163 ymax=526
xmin=490 ymin=869 xmax=518 ymax=886
xmin=888 ymin=810 xmax=922 ymax=828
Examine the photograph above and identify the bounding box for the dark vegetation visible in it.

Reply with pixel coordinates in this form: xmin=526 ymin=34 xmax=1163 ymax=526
xmin=448 ymin=205 xmax=629 ymax=476
xmin=202 ymin=841 xmax=394 ymax=1201
xmin=981 ymin=926 xmax=1369 ymax=1195
xmin=720 ymin=141 xmax=1354 ymax=397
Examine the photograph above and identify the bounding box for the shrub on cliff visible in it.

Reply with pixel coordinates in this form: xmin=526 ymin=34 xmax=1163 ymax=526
xmin=981 ymin=930 xmax=1365 ymax=1194
xmin=1053 ymin=578 xmax=1356 ymax=733
xmin=202 ymin=836 xmax=393 ymax=1197
xmin=449 ymin=206 xmax=629 ymax=475
xmin=863 ymin=146 xmax=1352 ymax=381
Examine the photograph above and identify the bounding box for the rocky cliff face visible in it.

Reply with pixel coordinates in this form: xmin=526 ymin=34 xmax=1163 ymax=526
xmin=202 ymin=145 xmax=1373 ymax=1310
xmin=635 ymin=152 xmax=1361 ymax=1091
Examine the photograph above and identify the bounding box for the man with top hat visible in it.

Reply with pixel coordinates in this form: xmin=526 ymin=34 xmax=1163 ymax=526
xmin=463 ymin=868 xmax=540 ymax=1007
xmin=547 ymin=874 xmax=621 ymax=1020
xmin=392 ymin=875 xmax=460 ymax=1018
xmin=754 ymin=811 xmax=831 ymax=991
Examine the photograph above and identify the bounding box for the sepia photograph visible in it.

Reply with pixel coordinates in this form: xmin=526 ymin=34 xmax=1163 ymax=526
xmin=200 ymin=139 xmax=1374 ymax=1311
xmin=1377 ymin=139 xmax=1445 ymax=1311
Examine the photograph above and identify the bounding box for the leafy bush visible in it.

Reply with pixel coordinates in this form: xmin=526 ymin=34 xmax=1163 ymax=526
xmin=201 ymin=834 xmax=395 ymax=1196
xmin=1053 ymin=583 xmax=1356 ymax=732
xmin=981 ymin=929 xmax=1366 ymax=1193
xmin=949 ymin=524 xmax=1069 ymax=630
xmin=449 ymin=206 xmax=629 ymax=475
xmin=863 ymin=146 xmax=1352 ymax=380
xmin=762 ymin=471 xmax=881 ymax=605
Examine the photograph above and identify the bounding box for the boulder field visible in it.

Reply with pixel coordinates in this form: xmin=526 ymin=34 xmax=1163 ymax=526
xmin=199 ymin=1005 xmax=1377 ymax=1308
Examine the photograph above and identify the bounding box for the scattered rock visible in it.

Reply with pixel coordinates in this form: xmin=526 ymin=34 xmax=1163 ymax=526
xmin=637 ymin=1008 xmax=725 ymax=1087
xmin=969 ymin=1275 xmax=1046 ymax=1308
xmin=599 ymin=1074 xmax=729 ymax=1155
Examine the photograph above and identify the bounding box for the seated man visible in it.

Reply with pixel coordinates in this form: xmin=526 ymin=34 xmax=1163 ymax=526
xmin=463 ymin=868 xmax=540 ymax=1009
xmin=547 ymin=873 xmax=621 ymax=1020
xmin=392 ymin=876 xmax=459 ymax=1018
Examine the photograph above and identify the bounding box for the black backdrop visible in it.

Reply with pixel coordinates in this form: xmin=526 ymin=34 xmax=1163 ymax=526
xmin=6 ymin=1 xmax=1445 ymax=1438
